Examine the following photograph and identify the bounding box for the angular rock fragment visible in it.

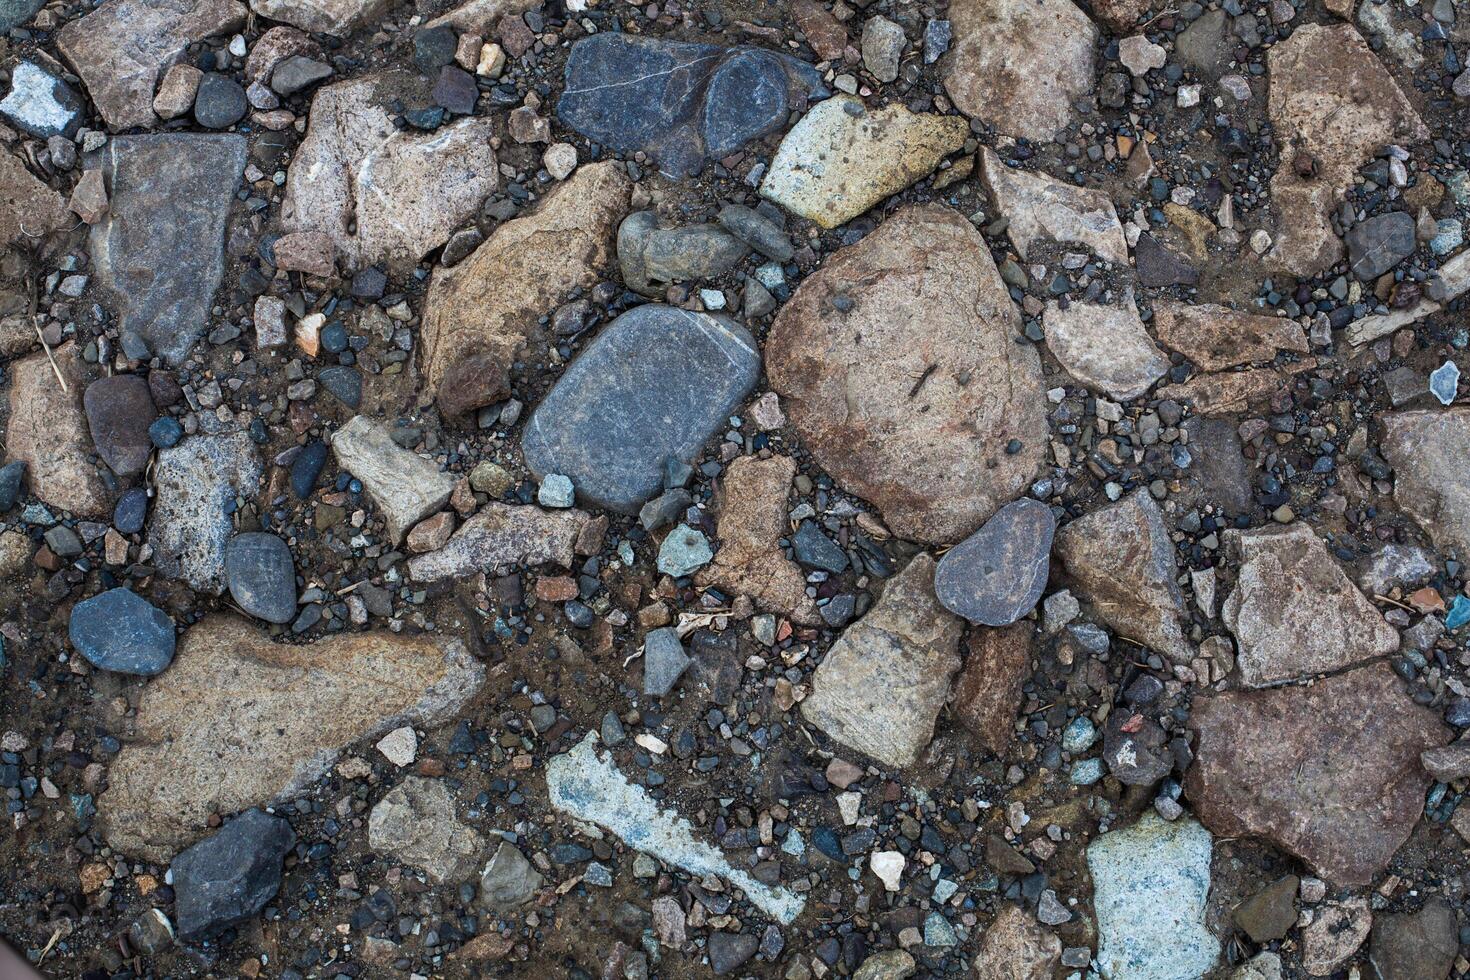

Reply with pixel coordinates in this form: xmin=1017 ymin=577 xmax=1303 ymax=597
xmin=1303 ymin=898 xmax=1372 ymax=976
xmin=331 ymin=416 xmax=455 ymax=545
xmin=1233 ymin=876 xmax=1299 ymax=944
xmin=643 ymin=627 xmax=691 ymax=697
xmin=1178 ymin=417 xmax=1254 ymax=516
xmin=1044 ymin=297 xmax=1169 ymax=402
xmin=368 ymin=776 xmax=483 ymax=884
xmin=767 ymin=205 xmax=1046 ymax=545
xmin=1381 ymin=409 xmax=1470 ymax=559
xmin=409 ymin=503 xmax=589 ymax=582
xmin=480 ymin=841 xmax=544 ymax=908
xmin=791 ymin=0 xmax=849 ymax=60
xmin=250 ymin=0 xmax=389 ymax=33
xmin=980 ymin=148 xmax=1129 ymax=264
xmin=1346 ymin=211 xmax=1416 ymax=281
xmin=1156 ymin=363 xmax=1310 ymax=416
xmin=1151 ymin=301 xmax=1309 ymax=371
xmin=0 ymin=61 xmax=83 ymax=139
xmin=950 ymin=622 xmax=1032 ymax=756
xmin=101 ymin=615 xmax=484 ymax=861
xmin=149 ymin=433 xmax=263 ymax=594
xmin=5 ymin=343 xmax=110 ymax=517
xmin=1368 ymin=901 xmax=1458 ymax=980
xmin=617 ymin=211 xmax=748 ymax=295
xmin=971 ymin=905 xmax=1060 ymax=980
xmin=83 ymin=375 xmax=156 ymax=478
xmin=0 ymin=148 xmax=68 ymax=249
xmin=934 ymin=498 xmax=1054 ymax=626
xmin=171 ymin=808 xmax=294 ymax=941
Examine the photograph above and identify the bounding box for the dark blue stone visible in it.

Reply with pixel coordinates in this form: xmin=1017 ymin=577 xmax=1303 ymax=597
xmin=149 ymin=416 xmax=184 ymax=448
xmin=0 ymin=460 xmax=24 ymax=511
xmin=318 ymin=366 xmax=362 ymax=409
xmin=225 ymin=532 xmax=297 ymax=624
xmin=791 ymin=521 xmax=847 ymax=574
xmin=320 ymin=321 xmax=348 ymax=354
xmin=113 ymin=487 xmax=149 ymax=534
xmin=291 ymin=441 xmax=328 ymax=499
xmin=172 ymin=808 xmax=295 ymax=940
xmin=68 ymin=588 xmax=175 ymax=675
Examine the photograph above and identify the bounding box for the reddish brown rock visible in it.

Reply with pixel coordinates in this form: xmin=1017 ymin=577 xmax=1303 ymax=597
xmin=273 ymin=230 xmax=337 ymax=277
xmin=406 ymin=512 xmax=456 ymax=553
xmin=972 ymin=904 xmax=1061 ymax=980
xmin=1156 ymin=361 xmax=1315 ymax=416
xmin=436 ymin=350 xmax=510 ymax=419
xmin=950 ymin=623 xmax=1032 ymax=755
xmin=1151 ymin=301 xmax=1310 ymax=371
xmin=0 ymin=149 xmax=68 ymax=249
xmin=791 ymin=0 xmax=849 ymax=60
xmin=1091 ymin=0 xmax=1155 ymax=31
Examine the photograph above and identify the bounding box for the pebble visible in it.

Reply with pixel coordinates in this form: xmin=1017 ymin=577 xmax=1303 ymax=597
xmin=657 ymin=524 xmax=713 ymax=577
xmin=68 ymin=588 xmax=175 ymax=675
xmin=225 ymin=532 xmax=298 ymax=624
xmin=934 ymin=498 xmax=1055 ymax=625
xmin=643 ymin=627 xmax=691 ymax=697
xmin=193 ymin=73 xmax=248 ymax=129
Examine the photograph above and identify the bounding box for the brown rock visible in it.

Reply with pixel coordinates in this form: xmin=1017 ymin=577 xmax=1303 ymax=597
xmin=83 ymin=375 xmax=156 ymax=478
xmin=407 ymin=503 xmax=590 ymax=582
xmin=1151 ymin=301 xmax=1310 ymax=371
xmin=152 ymin=63 xmax=202 ymax=120
xmin=5 ymin=343 xmax=110 ymax=517
xmin=1186 ymin=664 xmax=1448 ymax=886
xmin=950 ymin=623 xmax=1032 ymax=755
xmin=272 ymin=231 xmax=337 ymax=277
xmin=979 ymin=148 xmax=1129 ymax=265
xmin=0 ymin=149 xmax=68 ymax=249
xmin=1232 ymin=875 xmax=1299 ymax=943
xmin=1368 ymin=901 xmax=1458 ymax=980
xmin=766 ymin=204 xmax=1046 ymax=545
xmin=245 ymin=26 xmax=318 ymax=83
xmin=1381 ymin=409 xmax=1470 ymax=560
xmin=1091 ymin=0 xmax=1156 ymax=32
xmin=1421 ymin=736 xmax=1470 ymax=782
xmin=791 ymin=0 xmax=849 ymax=60
xmin=436 ymin=350 xmax=510 ymax=419
xmin=1156 ymin=362 xmax=1313 ymax=416
xmin=972 ymin=904 xmax=1061 ymax=980
xmin=69 ymin=169 xmax=108 ymax=224
xmin=406 ymin=512 xmax=456 ymax=553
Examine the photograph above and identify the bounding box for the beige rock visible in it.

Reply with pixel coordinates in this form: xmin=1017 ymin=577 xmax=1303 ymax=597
xmin=153 ymin=63 xmax=202 ymax=120
xmin=272 ymin=230 xmax=337 ymax=277
xmin=972 ymin=904 xmax=1061 ymax=980
xmin=979 ymin=148 xmax=1128 ymax=265
xmin=767 ymin=204 xmax=1047 ymax=545
xmin=5 ymin=343 xmax=110 ymax=517
xmin=249 ymin=0 xmax=391 ymax=33
xmin=0 ymin=530 xmax=32 ymax=579
xmin=1043 ymin=296 xmax=1168 ymax=401
xmin=759 ymin=95 xmax=967 ymax=229
xmin=1302 ymin=899 xmax=1372 ymax=975
xmin=1151 ymin=300 xmax=1309 ymax=370
xmin=368 ymin=776 xmax=483 ymax=883
xmin=418 ymin=161 xmax=629 ymax=394
xmin=331 ymin=415 xmax=456 ymax=544
xmin=149 ymin=433 xmax=263 ymax=593
xmin=0 ymin=149 xmax=68 ymax=249
xmin=408 ymin=502 xmax=590 ymax=582
xmin=1381 ymin=409 xmax=1470 ymax=559
xmin=245 ymin=26 xmax=317 ymax=84
xmin=1156 ymin=361 xmax=1314 ymax=416
xmin=69 ymin=169 xmax=108 ymax=225
xmin=1092 ymin=0 xmax=1156 ymax=32
xmin=100 ymin=615 xmax=485 ymax=861
xmin=425 ymin=0 xmax=540 ymax=33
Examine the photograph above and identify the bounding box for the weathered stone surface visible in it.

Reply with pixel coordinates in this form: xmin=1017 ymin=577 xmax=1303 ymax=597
xmin=1151 ymin=300 xmax=1309 ymax=371
xmin=171 ymin=809 xmax=294 ymax=941
xmin=1421 ymin=736 xmax=1470 ymax=782
xmin=1054 ymin=491 xmax=1192 ymax=663
xmin=419 ymin=161 xmax=629 ymax=396
xmin=935 ymin=498 xmax=1053 ymax=626
xmin=149 ymin=433 xmax=263 ymax=594
xmin=1346 ymin=211 xmax=1417 ymax=281
xmin=767 ymin=204 xmax=1046 ymax=545
xmin=408 ymin=503 xmax=589 ymax=581
xmin=1381 ymin=409 xmax=1470 ymax=559
xmin=224 ymin=532 xmax=297 ymax=625
xmin=695 ymin=455 xmax=821 ymax=625
xmin=0 ymin=0 xmax=43 ymax=31
xmin=250 ymin=0 xmax=390 ymax=33
xmin=791 ymin=0 xmax=849 ymax=60
xmin=944 ymin=0 xmax=1097 ymax=142
xmin=617 ymin=211 xmax=748 ymax=295
xmin=90 ymin=134 xmax=246 ymax=366
xmin=1044 ymin=297 xmax=1169 ymax=402
xmin=0 ymin=61 xmax=84 ymax=139
xmin=1186 ymin=664 xmax=1448 ymax=886
xmin=1179 ymin=416 xmax=1254 ymax=515
xmin=5 ymin=343 xmax=110 ymax=517
xmin=1233 ymin=876 xmax=1299 ymax=944
xmin=1222 ymin=523 xmax=1399 ymax=687
xmin=801 ymin=554 xmax=963 ymax=768
xmin=0 ymin=148 xmax=68 ymax=249
xmin=331 ymin=416 xmax=455 ymax=544
xmin=423 ymin=0 xmax=540 ymax=33
xmin=1265 ymin=24 xmax=1428 ymax=276
xmin=282 ymin=72 xmax=497 ymax=273
xmin=83 ymin=375 xmax=156 ymax=477
xmin=1359 ymin=543 xmax=1437 ymax=596
xmin=1303 ymin=898 xmax=1372 ymax=976
xmin=1156 ymin=364 xmax=1310 ymax=416
xmin=971 ymin=904 xmax=1060 ymax=980
xmin=1091 ymin=0 xmax=1155 ymax=31
xmin=58 ymin=0 xmax=246 ymax=130
xmin=980 ymin=148 xmax=1129 ymax=264
xmin=368 ymin=776 xmax=483 ymax=883
xmin=760 ymin=95 xmax=967 ymax=229
xmin=521 ymin=305 xmax=760 ymax=514
xmin=479 ymin=841 xmax=544 ymax=908
xmin=101 ymin=615 xmax=485 ymax=861
xmin=69 ymin=588 xmax=176 ymax=676
xmin=557 ymin=33 xmax=824 ymax=177
xmin=1369 ymin=901 xmax=1458 ymax=980
xmin=950 ymin=622 xmax=1032 ymax=756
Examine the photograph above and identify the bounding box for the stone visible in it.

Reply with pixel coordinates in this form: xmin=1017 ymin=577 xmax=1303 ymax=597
xmin=90 ymin=134 xmax=246 ymax=365
xmin=617 ymin=212 xmax=749 ymax=296
xmin=717 ymin=205 xmax=793 ymax=262
xmin=643 ymin=627 xmax=691 ymax=697
xmin=1118 ymin=35 xmax=1166 ymax=76
xmin=420 ymin=162 xmax=629 ymax=396
xmin=271 ymin=55 xmax=333 ymax=96
xmin=542 ymin=142 xmax=577 ymax=180
xmin=657 ymin=524 xmax=713 ymax=577
xmin=318 ymin=366 xmax=362 ymax=410
xmin=1233 ymin=876 xmax=1298 ymax=943
xmin=68 ymin=169 xmax=108 ymax=224
xmin=1157 ymin=364 xmax=1307 ymax=416
xmin=980 ymin=149 xmax=1128 ymax=265
xmin=100 ymin=615 xmax=484 ymax=861
xmin=972 ymin=904 xmax=1060 ymax=980
xmin=1054 ymin=491 xmax=1192 ymax=663
xmin=149 ymin=433 xmax=263 ymax=595
xmin=869 ymin=850 xmax=904 ymax=891
xmin=368 ymin=777 xmax=483 ymax=883
xmin=153 ymin=64 xmax=203 ymax=119
xmin=1369 ymin=901 xmax=1458 ymax=980
xmin=1088 ymin=814 xmax=1220 ymax=980
xmin=935 ymin=498 xmax=1053 ymax=626
xmin=1179 ymin=417 xmax=1254 ymax=515
xmin=1092 ymin=0 xmax=1154 ymax=31
xmin=1235 ymin=953 xmax=1285 ymax=980
xmin=768 ymin=204 xmax=1045 ymax=545
xmin=1346 ymin=211 xmax=1417 ymax=280
xmin=1359 ymin=543 xmax=1437 ymax=596
xmin=1430 ymin=360 xmax=1459 ymax=406
xmin=5 ymin=343 xmax=110 ymax=517
xmin=282 ymin=73 xmax=497 ymax=273
xmin=406 ymin=512 xmax=456 ymax=553
xmin=854 ymin=949 xmax=916 ymax=980
xmin=1421 ymin=736 xmax=1470 ymax=782
xmin=0 ymin=61 xmax=83 ymax=139
xmin=943 ymin=0 xmax=1097 ymax=141
xmin=0 ymin=461 xmax=24 ymax=512
xmin=696 ymin=455 xmax=820 ymax=625
xmin=0 ymin=0 xmax=42 ymax=31
xmin=376 ymin=726 xmax=417 ymax=766
xmin=249 ymin=0 xmax=389 ymax=33
xmin=708 ymin=932 xmax=760 ymax=975
xmin=1151 ymin=301 xmax=1310 ymax=371
xmin=521 ymin=305 xmax=760 ymax=514
xmin=69 ymin=588 xmax=175 ymax=676
xmin=792 ymin=0 xmax=848 ymax=60
xmin=761 ymin=95 xmax=967 ymax=229
xmin=331 ymin=416 xmax=455 ymax=544
xmin=127 ymin=908 xmax=175 ymax=955
xmin=1186 ymin=664 xmax=1448 ymax=886
xmin=1222 ymin=523 xmax=1399 ymax=686
xmin=861 ymin=16 xmax=905 ymax=82
xmin=791 ymin=521 xmax=847 ymax=573
xmin=1303 ymin=898 xmax=1372 ymax=976
xmin=801 ymin=555 xmax=963 ymax=768
xmin=951 ymin=623 xmax=1032 ymax=756
xmin=436 ymin=352 xmax=508 ymax=419
xmin=57 ymin=0 xmax=246 ymax=130
xmin=1134 ymin=233 xmax=1199 ymax=287
xmin=1381 ymin=409 xmax=1470 ymax=559
xmin=408 ymin=503 xmax=589 ymax=581
xmin=1044 ymin=296 xmax=1169 ymax=402
xmin=193 ymin=73 xmax=247 ymax=129
xmin=224 ymin=532 xmax=297 ymax=625
xmin=273 ymin=231 xmax=336 ymax=277
xmin=0 ymin=147 xmax=67 ymax=249
xmin=556 ymin=33 xmax=824 ymax=178
xmin=171 ymin=809 xmax=294 ymax=941
xmin=480 ymin=841 xmax=544 ymax=908
xmin=83 ymin=375 xmax=156 ymax=478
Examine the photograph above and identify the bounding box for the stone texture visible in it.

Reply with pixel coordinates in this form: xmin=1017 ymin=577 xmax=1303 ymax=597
xmin=1368 ymin=901 xmax=1458 ymax=980
xmin=1233 ymin=876 xmax=1299 ymax=943
xmin=331 ymin=416 xmax=455 ymax=544
xmin=617 ymin=211 xmax=749 ymax=296
xmin=1156 ymin=364 xmax=1309 ymax=416
xmin=100 ymin=615 xmax=485 ymax=861
xmin=1222 ymin=523 xmax=1399 ymax=687
xmin=224 ymin=532 xmax=298 ymax=625
xmin=0 ymin=148 xmax=68 ymax=249
xmin=521 ymin=305 xmax=760 ymax=514
xmin=69 ymin=588 xmax=176 ymax=676
xmin=1043 ymin=296 xmax=1169 ymax=402
xmin=368 ymin=776 xmax=483 ymax=883
xmin=980 ymin=148 xmax=1129 ymax=264
xmin=0 ymin=61 xmax=83 ymax=139
xmin=1303 ymin=898 xmax=1372 ymax=976
xmin=149 ymin=433 xmax=263 ymax=594
xmin=171 ymin=808 xmax=294 ymax=941
xmin=800 ymin=554 xmax=963 ymax=768
xmin=419 ymin=161 xmax=629 ymax=396
xmin=250 ymin=0 xmax=390 ymax=33
xmin=83 ymin=375 xmax=156 ymax=477
xmin=791 ymin=0 xmax=849 ymax=60
xmin=1346 ymin=211 xmax=1417 ymax=280
xmin=767 ymin=204 xmax=1046 ymax=545
xmin=1179 ymin=416 xmax=1254 ymax=516
xmin=479 ymin=841 xmax=544 ymax=908
xmin=950 ymin=623 xmax=1032 ymax=756
xmin=408 ymin=503 xmax=590 ymax=582
xmin=1186 ymin=664 xmax=1448 ymax=886
xmin=934 ymin=498 xmax=1054 ymax=626
xmin=971 ymin=904 xmax=1060 ymax=980
xmin=760 ymin=95 xmax=967 ymax=229
xmin=1381 ymin=409 xmax=1470 ymax=559
xmin=5 ymin=343 xmax=110 ymax=517
xmin=1151 ymin=300 xmax=1310 ymax=371
xmin=1421 ymin=736 xmax=1470 ymax=782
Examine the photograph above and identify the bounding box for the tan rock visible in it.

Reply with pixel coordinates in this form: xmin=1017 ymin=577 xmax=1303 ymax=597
xmin=331 ymin=415 xmax=456 ymax=544
xmin=424 ymin=0 xmax=541 ymax=33
xmin=1381 ymin=408 xmax=1470 ymax=559
xmin=272 ymin=230 xmax=337 ymax=277
xmin=1043 ymin=296 xmax=1168 ymax=401
xmin=249 ymin=0 xmax=390 ymax=33
xmin=0 ymin=530 xmax=32 ymax=579
xmin=152 ymin=63 xmax=202 ymax=120
xmin=367 ymin=776 xmax=483 ymax=883
xmin=69 ymin=169 xmax=108 ymax=224
xmin=408 ymin=503 xmax=590 ymax=582
xmin=1091 ymin=0 xmax=1156 ymax=32
xmin=979 ymin=148 xmax=1128 ymax=265
xmin=406 ymin=512 xmax=456 ymax=553
xmin=1151 ymin=300 xmax=1309 ymax=371
xmin=972 ymin=904 xmax=1061 ymax=980
xmin=0 ymin=149 xmax=68 ymax=249
xmin=5 ymin=343 xmax=110 ymax=517
xmin=1156 ymin=361 xmax=1314 ymax=416
xmin=950 ymin=623 xmax=1032 ymax=756
xmin=791 ymin=0 xmax=849 ymax=60
xmin=766 ymin=204 xmax=1047 ymax=545
xmin=245 ymin=25 xmax=317 ymax=84
xmin=100 ymin=615 xmax=485 ymax=861
xmin=1302 ymin=898 xmax=1372 ymax=975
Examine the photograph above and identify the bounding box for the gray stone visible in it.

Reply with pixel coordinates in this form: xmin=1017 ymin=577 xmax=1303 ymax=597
xmin=1369 ymin=900 xmax=1457 ymax=980
xmin=860 ymin=16 xmax=905 ymax=82
xmin=1420 ymin=736 xmax=1470 ymax=782
xmin=1347 ymin=211 xmax=1417 ymax=280
xmin=537 ymin=473 xmax=575 ymax=509
xmin=149 ymin=433 xmax=263 ymax=595
xmin=171 ymin=808 xmax=294 ymax=940
xmin=643 ymin=627 xmax=691 ymax=697
xmin=1179 ymin=417 xmax=1254 ymax=516
xmin=69 ymin=588 xmax=175 ymax=676
xmin=708 ymin=932 xmax=760 ymax=975
xmin=193 ymin=73 xmax=247 ymax=129
xmin=318 ymin=366 xmax=362 ymax=409
xmin=225 ymin=533 xmax=297 ymax=625
xmin=1358 ymin=543 xmax=1437 ymax=596
xmin=479 ymin=841 xmax=544 ymax=909
xmin=1430 ymin=360 xmax=1459 ymax=406
xmin=1382 ymin=409 xmax=1470 ymax=560
xmin=934 ymin=498 xmax=1054 ymax=626
xmin=1043 ymin=296 xmax=1168 ymax=402
xmin=639 ymin=489 xmax=692 ymax=532
xmin=791 ymin=520 xmax=848 ymax=574
xmin=331 ymin=416 xmax=455 ymax=545
xmin=617 ymin=212 xmax=749 ymax=296
xmin=269 ymin=55 xmax=332 ymax=95
xmin=521 ymin=305 xmax=760 ymax=515
xmin=0 ymin=61 xmax=84 ymax=138
xmin=717 ymin=204 xmax=792 ymax=261
xmin=0 ymin=0 xmax=43 ymax=32
xmin=979 ymin=148 xmax=1129 ymax=265
xmin=83 ymin=375 xmax=156 ymax=478
xmin=127 ymin=909 xmax=175 ymax=955
xmin=408 ymin=503 xmax=590 ymax=582
xmin=368 ymin=776 xmax=483 ymax=884
xmin=1101 ymin=711 xmax=1173 ymax=786
xmin=657 ymin=524 xmax=714 ymax=577
xmin=250 ymin=0 xmax=390 ymax=33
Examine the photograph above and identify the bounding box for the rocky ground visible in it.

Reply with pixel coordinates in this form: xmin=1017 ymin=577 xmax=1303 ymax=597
xmin=1 ymin=0 xmax=1469 ymax=976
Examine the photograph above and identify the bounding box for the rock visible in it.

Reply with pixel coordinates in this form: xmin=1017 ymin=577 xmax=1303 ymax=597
xmin=69 ymin=588 xmax=175 ymax=676
xmin=68 ymin=168 xmax=108 ymax=224
xmin=1369 ymin=901 xmax=1457 ymax=980
xmin=331 ymin=416 xmax=455 ymax=544
xmin=170 ymin=808 xmax=294 ymax=941
xmin=90 ymin=134 xmax=247 ymax=365
xmin=1118 ymin=35 xmax=1166 ymax=76
xmin=318 ymin=365 xmax=363 ymax=410
xmin=149 ymin=433 xmax=263 ymax=594
xmin=0 ymin=0 xmax=42 ymax=31
xmin=480 ymin=841 xmax=544 ymax=908
xmin=1157 ymin=364 xmax=1307 ymax=416
xmin=617 ymin=211 xmax=749 ymax=296
xmin=153 ymin=63 xmax=202 ymax=119
xmin=57 ymin=0 xmax=246 ymax=130
xmin=1303 ymin=898 xmax=1372 ymax=976
xmin=5 ymin=343 xmax=110 ymax=517
xmin=542 ymin=142 xmax=577 ymax=180
xmin=1222 ymin=523 xmax=1399 ymax=686
xmin=127 ymin=908 xmax=175 ymax=955
xmin=1054 ymin=491 xmax=1192 ymax=663
xmin=1088 ymin=814 xmax=1220 ymax=980
xmin=792 ymin=0 xmax=848 ymax=60
xmin=761 ymin=95 xmax=967 ymax=229
xmin=100 ymin=615 xmax=484 ymax=861
xmin=854 ymin=949 xmax=916 ymax=980
xmin=556 ymin=33 xmax=824 ymax=177
xmin=1179 ymin=417 xmax=1254 ymax=516
xmin=1347 ymin=211 xmax=1416 ymax=280
xmin=943 ymin=0 xmax=1096 ymax=141
xmin=0 ymin=148 xmax=67 ymax=249
xmin=935 ymin=498 xmax=1053 ymax=626
xmin=801 ymin=555 xmax=963 ymax=768
xmin=696 ymin=455 xmax=821 ymax=625
xmin=376 ymin=726 xmax=417 ymax=766
xmin=1233 ymin=876 xmax=1298 ymax=943
xmin=1101 ymin=710 xmax=1172 ymax=785
xmin=1175 ymin=8 xmax=1232 ymax=76
xmin=273 ymin=231 xmax=336 ymax=277
xmin=419 ymin=162 xmax=629 ymax=396
xmin=249 ymin=0 xmax=389 ymax=33
xmin=368 ymin=777 xmax=483 ymax=883
xmin=1151 ymin=301 xmax=1309 ymax=371
xmin=1265 ymin=24 xmax=1427 ymax=276
xmin=1234 ymin=952 xmax=1285 ymax=980
xmin=1430 ymin=360 xmax=1459 ymax=406
xmin=657 ymin=524 xmax=713 ymax=577
xmin=980 ymin=148 xmax=1128 ymax=265
xmin=768 ymin=204 xmax=1045 ymax=545
xmin=972 ymin=904 xmax=1060 ymax=980
xmin=718 ymin=204 xmax=792 ymax=262
xmin=643 ymin=627 xmax=691 ymax=697
xmin=193 ymin=73 xmax=247 ymax=128
xmin=408 ymin=503 xmax=589 ymax=581
xmin=1359 ymin=543 xmax=1437 ymax=596
xmin=861 ymin=16 xmax=905 ymax=81
xmin=791 ymin=521 xmax=847 ymax=573
xmin=1134 ymin=232 xmax=1199 ymax=287
xmin=435 ymin=352 xmax=508 ymax=419
xmin=708 ymin=932 xmax=760 ymax=975
xmin=282 ymin=72 xmax=497 ymax=273
xmin=0 ymin=61 xmax=83 ymax=138
xmin=1381 ymin=409 xmax=1470 ymax=559
xmin=224 ymin=533 xmax=297 ymax=625
xmin=951 ymin=623 xmax=1032 ymax=756
xmin=83 ymin=375 xmax=156 ymax=477
xmin=521 ymin=305 xmax=760 ymax=514
xmin=1091 ymin=0 xmax=1154 ymax=31
xmin=0 ymin=461 xmax=23 ymax=512
xmin=406 ymin=512 xmax=456 ymax=553
xmin=1186 ymin=663 xmax=1448 ymax=886
xmin=270 ymin=55 xmax=333 ymax=95
xmin=1421 ymin=736 xmax=1470 ymax=781
xmin=1044 ymin=296 xmax=1169 ymax=402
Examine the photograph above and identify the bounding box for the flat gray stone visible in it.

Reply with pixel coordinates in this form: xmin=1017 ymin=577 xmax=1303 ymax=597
xmin=934 ymin=497 xmax=1054 ymax=626
xmin=149 ymin=433 xmax=263 ymax=595
xmin=643 ymin=627 xmax=691 ymax=697
xmin=225 ymin=532 xmax=297 ymax=625
xmin=331 ymin=416 xmax=455 ymax=545
xmin=368 ymin=776 xmax=483 ymax=884
xmin=480 ymin=841 xmax=545 ymax=909
xmin=1347 ymin=211 xmax=1416 ymax=281
xmin=69 ymin=588 xmax=175 ymax=676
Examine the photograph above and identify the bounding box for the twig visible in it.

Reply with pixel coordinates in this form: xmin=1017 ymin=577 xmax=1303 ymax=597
xmin=24 ymin=270 xmax=66 ymax=394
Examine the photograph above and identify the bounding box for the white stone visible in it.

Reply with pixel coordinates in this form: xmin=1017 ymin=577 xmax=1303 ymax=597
xmin=375 ymin=726 xmax=417 ymax=766
xmin=543 ymin=142 xmax=577 ymax=180
xmin=1043 ymin=296 xmax=1168 ymax=401
xmin=837 ymin=792 xmax=862 ymax=825
xmin=870 ymin=850 xmax=904 ymax=891
xmin=1118 ymin=35 xmax=1166 ymax=76
xmin=0 ymin=62 xmax=76 ymax=136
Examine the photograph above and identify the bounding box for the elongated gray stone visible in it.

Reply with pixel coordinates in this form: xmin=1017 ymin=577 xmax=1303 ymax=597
xmin=408 ymin=503 xmax=589 ymax=582
xmin=934 ymin=498 xmax=1054 ymax=626
xmin=225 ymin=532 xmax=297 ymax=625
xmin=331 ymin=416 xmax=456 ymax=545
xmin=149 ymin=433 xmax=263 ymax=595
